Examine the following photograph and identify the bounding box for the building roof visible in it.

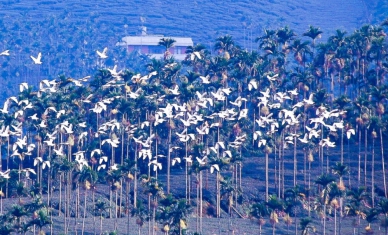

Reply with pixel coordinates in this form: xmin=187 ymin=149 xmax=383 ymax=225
xmin=117 ymin=35 xmax=194 ymax=47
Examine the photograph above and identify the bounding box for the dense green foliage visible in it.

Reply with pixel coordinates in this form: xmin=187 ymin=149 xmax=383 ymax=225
xmin=0 ymin=19 xmax=387 ymax=234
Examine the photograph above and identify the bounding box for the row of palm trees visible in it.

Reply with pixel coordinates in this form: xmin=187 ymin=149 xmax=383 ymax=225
xmin=0 ymin=18 xmax=387 ymax=234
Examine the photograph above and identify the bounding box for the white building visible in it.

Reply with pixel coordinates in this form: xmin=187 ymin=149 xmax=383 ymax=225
xmin=116 ymin=29 xmax=193 ymax=60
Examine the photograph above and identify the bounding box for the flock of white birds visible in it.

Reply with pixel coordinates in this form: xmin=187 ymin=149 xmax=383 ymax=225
xmin=0 ymin=46 xmax=356 ymax=194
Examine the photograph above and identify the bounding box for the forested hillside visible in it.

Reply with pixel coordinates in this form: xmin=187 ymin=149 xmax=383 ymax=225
xmin=0 ymin=18 xmax=387 ymax=234
xmin=0 ymin=1 xmax=388 ymax=234
xmin=0 ymin=0 xmax=385 ymax=100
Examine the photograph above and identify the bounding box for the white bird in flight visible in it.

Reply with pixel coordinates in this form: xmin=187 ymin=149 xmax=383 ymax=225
xmin=0 ymin=50 xmax=10 ymax=56
xmin=97 ymin=47 xmax=108 ymax=59
xmin=199 ymin=75 xmax=211 ymax=84
xmin=19 ymin=82 xmax=29 ymax=92
xmin=303 ymin=93 xmax=314 ymax=105
xmin=30 ymin=52 xmax=42 ymax=64
xmin=190 ymin=51 xmax=202 ymax=60
xmin=248 ymin=79 xmax=258 ymax=91
xmin=346 ymin=128 xmax=355 ymax=139
xmin=266 ymin=73 xmax=279 ymax=81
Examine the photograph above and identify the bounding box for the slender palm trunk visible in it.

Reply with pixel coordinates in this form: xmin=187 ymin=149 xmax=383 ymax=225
xmin=200 ymin=170 xmax=203 ymax=233
xmin=380 ymin=128 xmax=387 ymax=197
xmin=115 ymin=189 xmax=118 ymax=231
xmin=109 ymin=185 xmax=112 ymax=218
xmin=293 ymin=129 xmax=297 ymax=186
xmin=371 ymin=136 xmax=375 ymax=207
xmin=334 ymin=207 xmax=337 ymax=235
xmin=100 ymin=212 xmax=103 ymax=235
xmin=265 ymin=152 xmax=269 ymax=201
xmin=341 ymin=127 xmax=344 ymax=163
xmin=323 ymin=204 xmax=327 ymax=235
xmin=167 ymin=126 xmax=172 ymax=194
xmin=82 ymin=189 xmax=87 ymax=235
xmin=364 ymin=128 xmax=367 ymax=187
xmin=358 ymin=125 xmax=361 ymax=185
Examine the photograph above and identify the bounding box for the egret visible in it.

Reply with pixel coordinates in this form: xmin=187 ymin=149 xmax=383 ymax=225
xmin=148 ymin=159 xmax=162 ymax=171
xmin=56 ymin=110 xmax=66 ymax=119
xmin=266 ymin=73 xmax=279 ymax=81
xmin=199 ymin=75 xmax=210 ymax=84
xmin=191 ymin=51 xmax=202 ymax=60
xmin=78 ymin=122 xmax=87 ymax=128
xmin=43 ymin=138 xmax=55 ymax=147
xmin=102 ymin=138 xmax=120 ymax=148
xmin=183 ymin=155 xmax=193 ymax=164
xmin=274 ymin=92 xmax=290 ymax=102
xmin=223 ymin=150 xmax=232 ymax=158
xmin=221 ymin=88 xmax=232 ymax=96
xmin=0 ymin=99 xmax=9 ymax=114
xmin=196 ymin=156 xmax=207 ymax=166
xmin=19 ymin=82 xmax=28 ymax=92
xmin=37 ymin=120 xmax=47 ymax=129
xmin=30 ymin=52 xmax=42 ymax=64
xmin=346 ymin=128 xmax=355 ymax=139
xmin=99 ymin=156 xmax=108 ymax=164
xmin=298 ymin=133 xmax=309 ymax=144
xmin=0 ymin=50 xmax=10 ymax=56
xmin=53 ymin=146 xmax=65 ymax=156
xmin=253 ymin=131 xmax=262 ymax=140
xmin=319 ymin=138 xmax=336 ymax=147
xmin=258 ymin=139 xmax=267 ymax=147
xmin=210 ymin=164 xmax=220 ymax=173
xmin=260 ymin=88 xmax=271 ymax=98
xmin=172 ymin=157 xmax=181 ymax=166
xmin=306 ymin=126 xmax=321 ymax=139
xmin=0 ymin=170 xmax=10 ymax=179
xmin=169 ymin=85 xmax=180 ymax=95
xmin=96 ymin=47 xmax=108 ymax=59
xmin=303 ymin=93 xmax=314 ymax=105
xmin=287 ymin=88 xmax=299 ymax=96
xmin=97 ymin=164 xmax=106 ymax=171
xmin=248 ymin=79 xmax=258 ymax=91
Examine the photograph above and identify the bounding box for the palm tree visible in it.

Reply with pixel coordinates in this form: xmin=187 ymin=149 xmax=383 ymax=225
xmin=158 ymin=38 xmax=176 ymax=60
xmin=287 ymin=39 xmax=311 ymax=72
xmin=345 ymin=187 xmax=370 ymax=234
xmin=378 ymin=198 xmax=388 ymax=235
xmin=158 ymin=195 xmax=191 ymax=235
xmin=276 ymin=26 xmax=296 ymax=66
xmin=94 ymin=199 xmax=110 ymax=235
xmin=131 ymin=200 xmax=149 ymax=235
xmin=75 ymin=166 xmax=98 ymax=235
xmin=214 ymin=35 xmax=236 ymax=60
xmin=26 ymin=208 xmax=51 ymax=234
xmin=331 ymin=162 xmax=349 ymax=233
xmin=184 ymin=43 xmax=209 ymax=73
xmin=266 ymin=194 xmax=284 ymax=235
xmin=315 ymin=173 xmax=335 ymax=235
xmin=249 ymin=200 xmax=268 ymax=235
xmin=364 ymin=208 xmax=379 ymax=234
xmin=300 ymin=217 xmax=316 ymax=235
xmin=370 ymin=85 xmax=388 ymax=197
xmin=9 ymin=204 xmax=28 ymax=234
xmin=284 ymin=185 xmax=306 ymax=235
xmin=303 ymin=26 xmax=323 ymax=53
xmin=143 ymin=176 xmax=164 ymax=235
xmin=106 ymin=168 xmax=122 ymax=228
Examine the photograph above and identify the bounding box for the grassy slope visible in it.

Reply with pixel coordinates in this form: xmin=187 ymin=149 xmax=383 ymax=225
xmin=0 ymin=0 xmax=376 ymax=44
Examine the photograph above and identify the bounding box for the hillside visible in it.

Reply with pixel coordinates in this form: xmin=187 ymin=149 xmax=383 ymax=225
xmin=0 ymin=0 xmax=379 ymax=44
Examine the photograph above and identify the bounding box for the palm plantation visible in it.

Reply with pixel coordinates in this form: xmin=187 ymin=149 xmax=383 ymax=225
xmin=0 ymin=12 xmax=387 ymax=234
